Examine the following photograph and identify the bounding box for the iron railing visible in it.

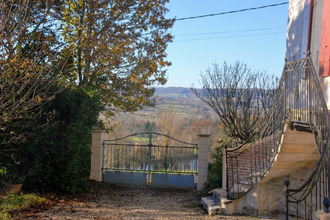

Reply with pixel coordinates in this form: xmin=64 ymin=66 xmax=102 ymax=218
xmin=225 ymin=56 xmax=329 ymax=219
xmin=102 ymin=132 xmax=198 ymax=175
xmin=225 ymin=67 xmax=286 ymax=199
xmin=283 ymin=57 xmax=329 ymax=219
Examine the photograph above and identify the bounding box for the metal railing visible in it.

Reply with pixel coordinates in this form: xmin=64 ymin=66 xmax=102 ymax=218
xmin=225 ymin=68 xmax=286 ymax=199
xmin=225 ymin=56 xmax=329 ymax=219
xmin=102 ymin=132 xmax=198 ymax=175
xmin=283 ymin=57 xmax=329 ymax=219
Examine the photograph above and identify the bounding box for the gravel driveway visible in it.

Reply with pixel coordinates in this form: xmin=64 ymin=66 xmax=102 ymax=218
xmin=18 ymin=181 xmax=264 ymax=220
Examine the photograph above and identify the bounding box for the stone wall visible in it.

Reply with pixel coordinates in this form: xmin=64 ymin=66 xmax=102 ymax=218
xmin=257 ymin=166 xmax=314 ymax=216
xmin=225 ymin=166 xmax=316 ymax=217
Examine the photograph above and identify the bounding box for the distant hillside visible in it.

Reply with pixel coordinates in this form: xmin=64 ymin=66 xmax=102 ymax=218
xmin=104 ymin=87 xmax=219 ymax=141
xmin=136 ymin=87 xmax=213 ymax=117
xmin=155 ymin=87 xmax=197 ymax=99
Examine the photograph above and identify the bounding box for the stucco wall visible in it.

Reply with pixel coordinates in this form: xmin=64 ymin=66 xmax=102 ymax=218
xmin=286 ymin=0 xmax=323 ymax=63
xmin=286 ymin=0 xmax=310 ymax=61
xmin=287 ymin=0 xmax=330 ymax=109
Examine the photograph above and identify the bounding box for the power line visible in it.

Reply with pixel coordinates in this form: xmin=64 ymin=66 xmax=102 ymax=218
xmin=174 ymin=27 xmax=286 ymax=37
xmin=176 ymin=2 xmax=289 ymax=21
xmin=174 ymin=31 xmax=286 ymax=42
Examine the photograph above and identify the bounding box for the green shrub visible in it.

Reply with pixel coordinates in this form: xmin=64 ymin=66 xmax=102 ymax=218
xmin=7 ymin=87 xmax=101 ymax=194
xmin=207 ymin=147 xmax=223 ymax=190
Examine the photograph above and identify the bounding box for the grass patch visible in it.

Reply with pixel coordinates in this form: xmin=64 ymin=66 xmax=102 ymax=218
xmin=128 ymin=136 xmax=149 ymax=142
xmin=158 ymin=104 xmax=188 ymax=114
xmin=0 ymin=193 xmax=46 ymax=219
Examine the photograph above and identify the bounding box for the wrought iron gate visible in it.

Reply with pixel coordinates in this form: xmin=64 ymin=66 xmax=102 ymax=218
xmin=102 ymin=132 xmax=199 ymax=187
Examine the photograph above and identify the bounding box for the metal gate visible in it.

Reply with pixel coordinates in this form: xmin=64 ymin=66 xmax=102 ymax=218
xmin=102 ymin=132 xmax=198 ymax=187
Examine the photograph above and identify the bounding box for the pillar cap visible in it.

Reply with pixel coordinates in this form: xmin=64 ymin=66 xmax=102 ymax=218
xmin=93 ymin=129 xmax=105 ymax=133
xmin=197 ymin=134 xmax=211 ymax=137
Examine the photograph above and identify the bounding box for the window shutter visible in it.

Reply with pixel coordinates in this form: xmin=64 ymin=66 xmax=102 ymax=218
xmin=319 ymin=0 xmax=330 ymax=77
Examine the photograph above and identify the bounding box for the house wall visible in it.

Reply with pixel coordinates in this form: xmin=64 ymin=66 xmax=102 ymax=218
xmin=318 ymin=0 xmax=330 ymax=108
xmin=286 ymin=0 xmax=311 ymax=61
xmin=287 ymin=0 xmax=330 ymax=109
xmin=319 ymin=0 xmax=330 ymax=76
xmin=286 ymin=0 xmax=323 ymax=66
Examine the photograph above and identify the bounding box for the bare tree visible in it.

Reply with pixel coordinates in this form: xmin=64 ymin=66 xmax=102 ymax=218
xmin=156 ymin=106 xmax=179 ymax=146
xmin=192 ymin=61 xmax=278 ymax=145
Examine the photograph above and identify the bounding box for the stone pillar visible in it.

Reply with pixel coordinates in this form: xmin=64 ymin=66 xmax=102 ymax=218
xmin=197 ymin=134 xmax=210 ymax=191
xmin=90 ymin=130 xmax=104 ymax=181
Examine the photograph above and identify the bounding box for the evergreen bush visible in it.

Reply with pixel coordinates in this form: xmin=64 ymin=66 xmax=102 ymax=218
xmin=207 ymin=146 xmax=223 ymax=190
xmin=10 ymin=88 xmax=101 ymax=194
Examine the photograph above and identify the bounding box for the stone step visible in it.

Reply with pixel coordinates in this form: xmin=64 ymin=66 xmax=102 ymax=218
xmin=211 ymin=188 xmax=227 ymax=202
xmin=200 ymin=196 xmax=225 ymax=215
xmin=232 ymin=182 xmax=251 ymax=194
xmin=201 ymin=188 xmax=237 ymax=215
xmin=290 ymin=120 xmax=313 ymax=133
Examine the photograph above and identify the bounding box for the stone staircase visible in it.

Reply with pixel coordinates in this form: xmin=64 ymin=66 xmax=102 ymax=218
xmin=201 ymin=120 xmax=320 ymax=216
xmin=200 ymin=188 xmax=226 ymax=215
xmin=261 ymin=120 xmax=319 ymax=183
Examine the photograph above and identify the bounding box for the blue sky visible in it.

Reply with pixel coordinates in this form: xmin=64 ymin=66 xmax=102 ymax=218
xmin=164 ymin=0 xmax=289 ymax=88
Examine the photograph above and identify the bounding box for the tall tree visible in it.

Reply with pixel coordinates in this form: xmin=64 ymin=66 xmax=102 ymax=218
xmin=60 ymin=0 xmax=174 ymax=112
xmin=0 ymin=0 xmax=72 ymax=145
xmin=0 ymin=0 xmax=174 ymax=147
xmin=192 ymin=61 xmax=278 ymax=145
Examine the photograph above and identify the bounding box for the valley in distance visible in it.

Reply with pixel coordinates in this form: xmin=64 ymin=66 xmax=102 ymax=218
xmin=103 ymin=87 xmax=221 ymax=144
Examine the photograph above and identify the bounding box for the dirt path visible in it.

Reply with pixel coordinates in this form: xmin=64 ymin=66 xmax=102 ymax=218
xmin=18 ymin=182 xmax=263 ymax=220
